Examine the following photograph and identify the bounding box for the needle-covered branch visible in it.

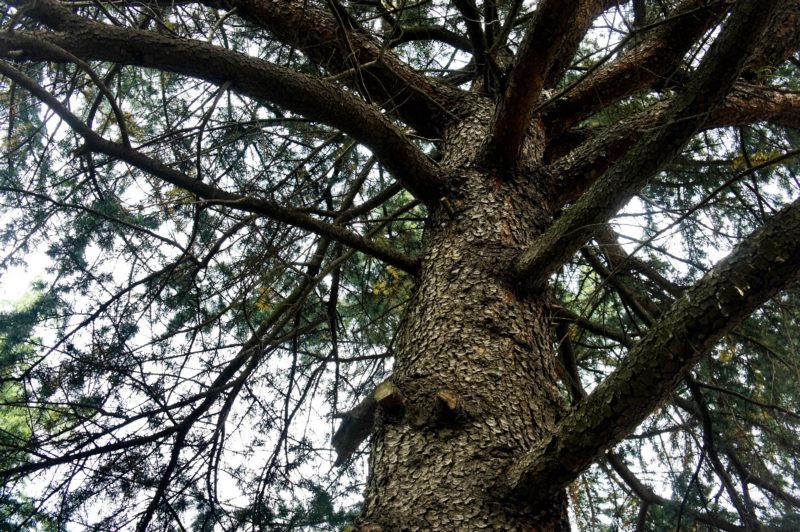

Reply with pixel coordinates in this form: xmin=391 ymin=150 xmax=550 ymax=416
xmin=506 ymin=194 xmax=800 ymax=504
xmin=513 ymin=0 xmax=779 ymax=288
xmin=484 ymin=0 xmax=606 ymax=168
xmin=0 ymin=61 xmax=420 ymax=274
xmin=2 ymin=0 xmax=445 ymax=203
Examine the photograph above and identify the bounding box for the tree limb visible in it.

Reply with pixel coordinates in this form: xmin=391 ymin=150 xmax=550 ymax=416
xmin=513 ymin=0 xmax=780 ymax=288
xmin=2 ymin=0 xmax=445 ymax=203
xmin=199 ymin=0 xmax=466 ymax=136
xmin=548 ymin=85 xmax=800 ymax=207
xmin=543 ymin=0 xmax=726 ymax=136
xmin=484 ymin=0 xmax=606 ymax=168
xmin=388 ymin=26 xmax=473 ymax=53
xmin=605 ymin=452 xmax=745 ymax=532
xmin=0 ymin=60 xmax=420 ymax=274
xmin=506 ymin=192 xmax=800 ymax=504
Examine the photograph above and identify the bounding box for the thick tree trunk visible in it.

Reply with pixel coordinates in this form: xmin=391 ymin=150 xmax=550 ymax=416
xmin=359 ymin=116 xmax=569 ymax=529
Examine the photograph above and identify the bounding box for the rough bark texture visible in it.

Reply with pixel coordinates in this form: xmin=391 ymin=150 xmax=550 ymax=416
xmin=359 ymin=111 xmax=569 ymax=530
xmin=3 ymin=0 xmax=799 ymax=529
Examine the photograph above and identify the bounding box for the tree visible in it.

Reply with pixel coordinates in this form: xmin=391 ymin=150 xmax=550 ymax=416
xmin=1 ymin=0 xmax=799 ymax=529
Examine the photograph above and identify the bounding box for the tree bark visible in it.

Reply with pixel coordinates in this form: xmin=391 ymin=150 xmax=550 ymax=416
xmin=357 ymin=112 xmax=570 ymax=529
xmin=3 ymin=0 xmax=799 ymax=529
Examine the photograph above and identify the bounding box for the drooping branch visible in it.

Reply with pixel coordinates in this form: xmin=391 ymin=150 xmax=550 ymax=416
xmin=131 ymin=233 xmax=339 ymax=532
xmin=0 ymin=61 xmax=420 ymax=274
xmin=685 ymin=377 xmax=762 ymax=529
xmin=672 ymin=394 xmax=800 ymax=510
xmin=604 ymin=452 xmax=746 ymax=532
xmin=513 ymin=0 xmax=780 ymax=288
xmin=2 ymin=0 xmax=445 ymax=203
xmin=199 ymin=0 xmax=467 ymax=136
xmin=484 ymin=0 xmax=606 ymax=168
xmin=506 ymin=193 xmax=800 ymax=504
xmin=552 ymin=316 xmax=747 ymax=530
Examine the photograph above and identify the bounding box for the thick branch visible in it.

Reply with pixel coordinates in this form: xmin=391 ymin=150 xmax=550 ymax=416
xmin=543 ymin=0 xmax=725 ymax=136
xmin=0 ymin=61 xmax=420 ymax=274
xmin=514 ymin=0 xmax=780 ymax=288
xmin=546 ymin=0 xmax=800 ymax=136
xmin=2 ymin=0 xmax=445 ymax=203
xmin=548 ymin=85 xmax=800 ymax=206
xmin=715 ymin=85 xmax=800 ymax=130
xmin=507 ymin=194 xmax=800 ymax=503
xmin=484 ymin=0 xmax=605 ymax=168
xmin=452 ymin=0 xmax=487 ymax=82
xmin=744 ymin=0 xmax=800 ymax=76
xmin=201 ymin=0 xmax=466 ymax=136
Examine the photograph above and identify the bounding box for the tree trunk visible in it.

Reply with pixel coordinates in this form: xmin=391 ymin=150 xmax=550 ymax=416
xmin=359 ymin=116 xmax=569 ymax=529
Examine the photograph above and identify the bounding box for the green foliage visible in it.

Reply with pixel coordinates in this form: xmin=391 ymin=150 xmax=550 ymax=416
xmin=0 ymin=0 xmax=798 ymax=529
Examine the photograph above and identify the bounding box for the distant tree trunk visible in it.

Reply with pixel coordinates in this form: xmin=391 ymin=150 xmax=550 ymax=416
xmin=359 ymin=115 xmax=569 ymax=529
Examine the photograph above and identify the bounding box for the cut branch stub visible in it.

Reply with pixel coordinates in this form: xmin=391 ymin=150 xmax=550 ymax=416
xmin=435 ymin=389 xmax=461 ymax=421
xmin=331 ymin=380 xmax=405 ymax=466
xmin=374 ymin=380 xmax=405 ymax=416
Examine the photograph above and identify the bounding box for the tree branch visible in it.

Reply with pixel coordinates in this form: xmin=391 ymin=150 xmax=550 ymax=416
xmin=388 ymin=26 xmax=473 ymax=53
xmin=506 ymin=193 xmax=800 ymax=504
xmin=199 ymin=0 xmax=466 ymax=136
xmin=543 ymin=0 xmax=726 ymax=136
xmin=548 ymin=303 xmax=633 ymax=347
xmin=452 ymin=0 xmax=488 ymax=87
xmin=513 ymin=0 xmax=780 ymax=288
xmin=604 ymin=452 xmax=745 ymax=532
xmin=548 ymin=85 xmax=800 ymax=207
xmin=744 ymin=0 xmax=800 ymax=77
xmin=0 ymin=60 xmax=420 ymax=274
xmin=2 ymin=0 xmax=445 ymax=203
xmin=484 ymin=0 xmax=606 ymax=168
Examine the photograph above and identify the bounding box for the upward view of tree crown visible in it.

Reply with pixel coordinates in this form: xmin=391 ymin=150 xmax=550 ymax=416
xmin=1 ymin=0 xmax=799 ymax=529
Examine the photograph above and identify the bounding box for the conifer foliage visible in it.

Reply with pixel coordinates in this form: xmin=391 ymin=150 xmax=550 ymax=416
xmin=1 ymin=0 xmax=800 ymax=529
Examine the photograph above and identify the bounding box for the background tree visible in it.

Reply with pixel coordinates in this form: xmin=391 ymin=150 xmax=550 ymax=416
xmin=1 ymin=0 xmax=799 ymax=529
